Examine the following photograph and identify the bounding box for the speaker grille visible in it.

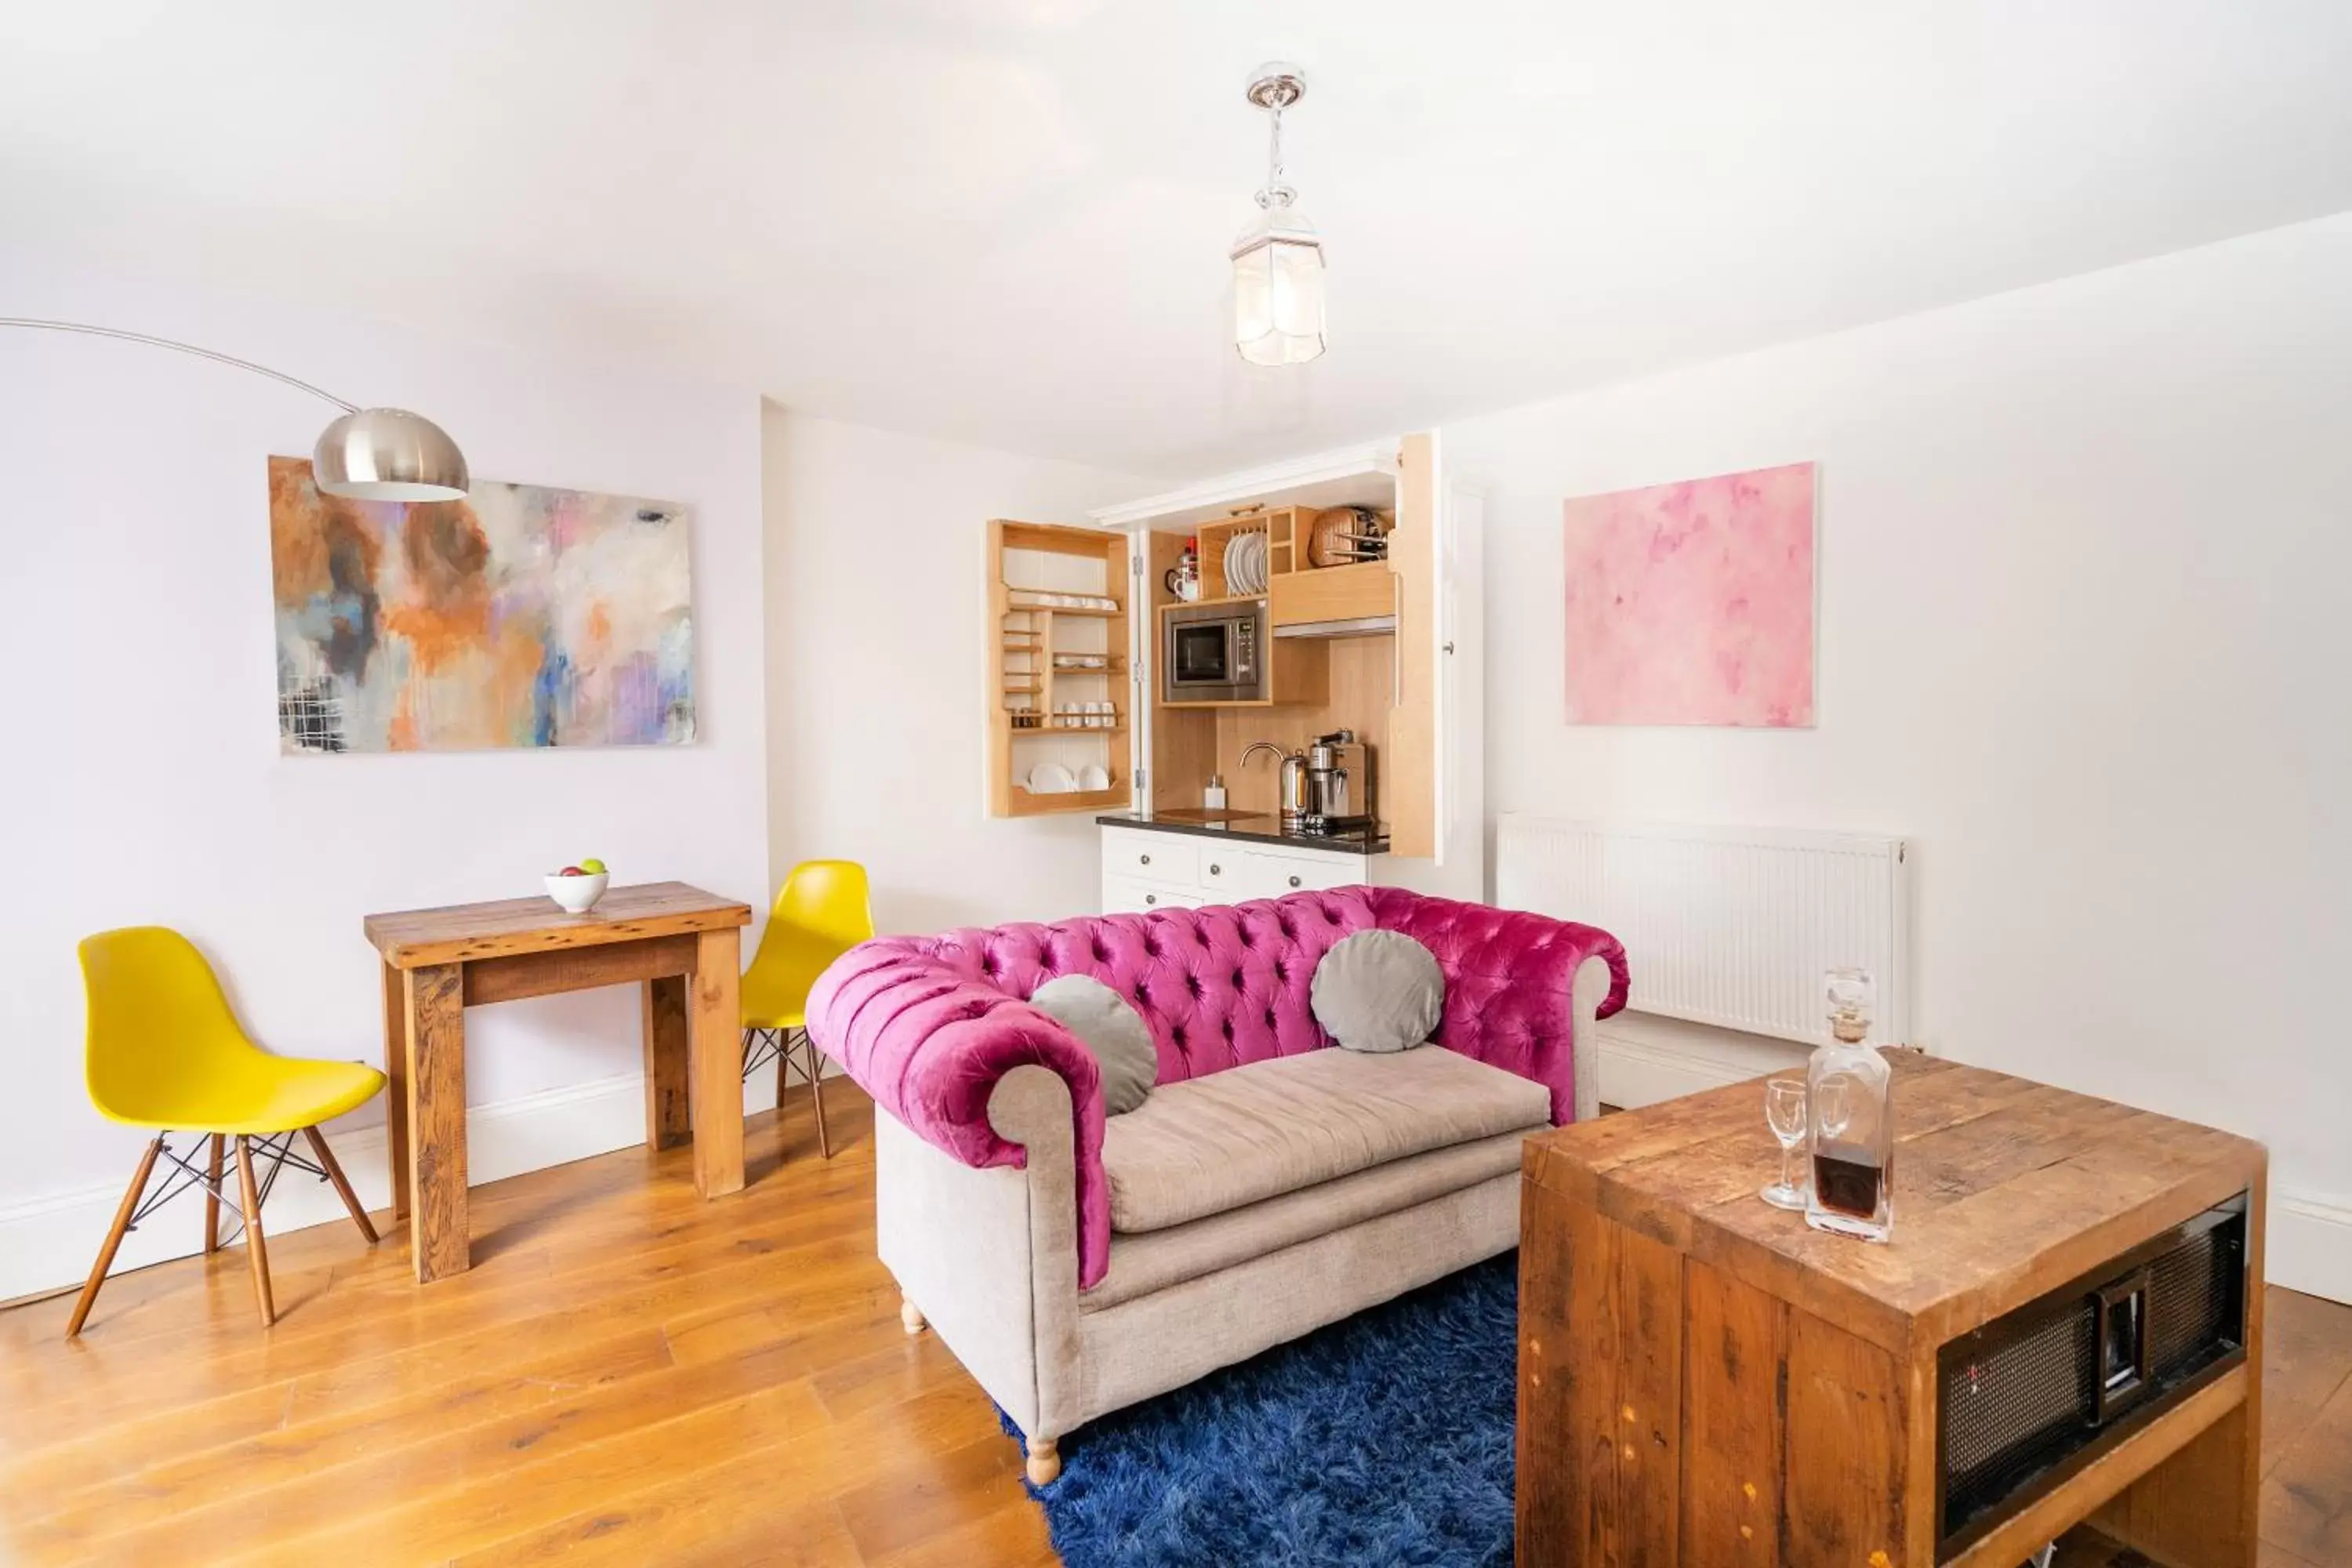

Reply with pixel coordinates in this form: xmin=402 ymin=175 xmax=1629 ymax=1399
xmin=2147 ymin=1225 xmax=2230 ymax=1376
xmin=1940 ymin=1308 xmax=2097 ymax=1523
xmin=1936 ymin=1195 xmax=2246 ymax=1549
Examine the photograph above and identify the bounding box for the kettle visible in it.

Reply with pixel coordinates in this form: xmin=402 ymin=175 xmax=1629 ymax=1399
xmin=1240 ymin=740 xmax=1311 ymax=826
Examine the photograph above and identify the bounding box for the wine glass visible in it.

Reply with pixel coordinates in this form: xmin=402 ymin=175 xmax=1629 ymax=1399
xmin=1760 ymin=1074 xmax=1809 ymax=1210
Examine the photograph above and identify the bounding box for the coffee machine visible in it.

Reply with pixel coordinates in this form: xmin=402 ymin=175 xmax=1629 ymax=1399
xmin=1301 ymin=730 xmax=1376 ymax=836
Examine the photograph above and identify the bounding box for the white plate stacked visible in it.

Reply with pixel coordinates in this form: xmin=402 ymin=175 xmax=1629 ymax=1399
xmin=1223 ymin=532 xmax=1268 ymax=595
xmin=1025 ymin=761 xmax=1076 ymax=794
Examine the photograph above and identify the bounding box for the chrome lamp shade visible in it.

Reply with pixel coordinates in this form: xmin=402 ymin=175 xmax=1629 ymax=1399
xmin=313 ymin=408 xmax=470 ymax=502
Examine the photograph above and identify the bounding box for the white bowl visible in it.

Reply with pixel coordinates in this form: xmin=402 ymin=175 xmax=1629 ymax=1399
xmin=544 ymin=871 xmax=610 ymax=913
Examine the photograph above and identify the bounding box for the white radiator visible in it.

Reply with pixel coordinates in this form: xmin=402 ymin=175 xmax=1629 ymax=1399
xmin=1496 ymin=816 xmax=1912 ymax=1048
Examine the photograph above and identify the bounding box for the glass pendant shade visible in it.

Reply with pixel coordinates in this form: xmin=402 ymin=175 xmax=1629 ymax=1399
xmin=1232 ymin=200 xmax=1327 ymax=366
xmin=313 ymin=407 xmax=471 ymax=502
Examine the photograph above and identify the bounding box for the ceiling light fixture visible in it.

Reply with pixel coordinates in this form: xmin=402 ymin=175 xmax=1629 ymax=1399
xmin=1232 ymin=63 xmax=1327 ymax=368
xmin=0 ymin=318 xmax=470 ymax=501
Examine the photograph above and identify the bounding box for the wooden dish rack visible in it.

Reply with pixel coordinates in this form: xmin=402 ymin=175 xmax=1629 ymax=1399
xmin=987 ymin=519 xmax=1131 ymax=818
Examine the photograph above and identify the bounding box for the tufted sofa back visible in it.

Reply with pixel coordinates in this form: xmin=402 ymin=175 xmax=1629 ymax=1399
xmin=909 ymin=889 xmax=1377 ymax=1087
xmin=809 ymin=885 xmax=1628 ymax=1290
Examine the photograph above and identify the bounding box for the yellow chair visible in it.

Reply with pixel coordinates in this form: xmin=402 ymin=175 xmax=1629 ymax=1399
xmin=70 ymin=927 xmax=387 ymax=1337
xmin=740 ymin=861 xmax=873 ymax=1159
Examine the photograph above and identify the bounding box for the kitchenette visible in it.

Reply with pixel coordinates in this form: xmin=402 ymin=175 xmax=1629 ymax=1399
xmin=985 ymin=434 xmax=1483 ymax=911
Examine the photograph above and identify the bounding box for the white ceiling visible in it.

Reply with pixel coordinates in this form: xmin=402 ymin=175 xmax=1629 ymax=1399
xmin=6 ymin=1 xmax=2350 ymax=476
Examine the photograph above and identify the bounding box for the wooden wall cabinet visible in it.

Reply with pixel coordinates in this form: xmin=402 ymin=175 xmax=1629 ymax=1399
xmin=985 ymin=519 xmax=1132 ymax=818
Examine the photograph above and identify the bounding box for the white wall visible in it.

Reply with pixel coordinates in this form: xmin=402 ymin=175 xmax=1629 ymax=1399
xmin=0 ymin=255 xmax=771 ymax=1299
xmin=1454 ymin=213 xmax=2352 ymax=1298
xmin=761 ymin=407 xmax=1157 ymax=935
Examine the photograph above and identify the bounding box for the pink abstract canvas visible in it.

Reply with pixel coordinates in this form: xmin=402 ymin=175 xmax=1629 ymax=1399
xmin=1563 ymin=462 xmax=1817 ymax=727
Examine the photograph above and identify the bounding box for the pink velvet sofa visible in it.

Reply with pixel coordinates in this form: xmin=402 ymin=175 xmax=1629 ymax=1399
xmin=808 ymin=887 xmax=1627 ymax=1483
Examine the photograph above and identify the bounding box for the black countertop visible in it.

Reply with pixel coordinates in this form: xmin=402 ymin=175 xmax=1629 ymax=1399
xmin=1096 ymin=810 xmax=1390 ymax=855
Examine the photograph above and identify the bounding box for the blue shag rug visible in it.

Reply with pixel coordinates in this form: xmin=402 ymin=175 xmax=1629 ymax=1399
xmin=1004 ymin=1252 xmax=1518 ymax=1567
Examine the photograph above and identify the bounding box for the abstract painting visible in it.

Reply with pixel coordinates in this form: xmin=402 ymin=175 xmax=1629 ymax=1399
xmin=1562 ymin=461 xmax=1816 ymax=728
xmin=270 ymin=458 xmax=695 ymax=753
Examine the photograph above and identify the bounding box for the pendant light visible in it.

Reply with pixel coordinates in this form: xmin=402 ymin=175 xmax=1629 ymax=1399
xmin=1232 ymin=63 xmax=1327 ymax=367
xmin=1 ymin=318 xmax=470 ymax=500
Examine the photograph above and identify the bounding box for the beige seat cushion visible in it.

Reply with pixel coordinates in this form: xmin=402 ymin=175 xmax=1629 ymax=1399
xmin=1084 ymin=1130 xmax=1527 ymax=1312
xmin=1101 ymin=1045 xmax=1551 ymax=1235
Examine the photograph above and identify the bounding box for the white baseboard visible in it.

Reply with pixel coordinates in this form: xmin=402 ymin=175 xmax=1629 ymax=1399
xmin=2271 ymin=1191 xmax=2352 ymax=1305
xmin=0 ymin=1057 xmax=833 ymax=1305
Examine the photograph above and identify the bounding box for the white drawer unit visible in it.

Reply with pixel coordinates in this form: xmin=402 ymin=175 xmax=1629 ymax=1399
xmin=1102 ymin=827 xmax=1199 ymax=887
xmin=1098 ymin=824 xmax=1369 ymax=913
xmin=1235 ymin=848 xmax=1364 ymax=900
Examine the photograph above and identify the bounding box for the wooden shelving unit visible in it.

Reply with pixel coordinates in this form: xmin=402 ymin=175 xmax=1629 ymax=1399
xmin=987 ymin=519 xmax=1133 ymax=818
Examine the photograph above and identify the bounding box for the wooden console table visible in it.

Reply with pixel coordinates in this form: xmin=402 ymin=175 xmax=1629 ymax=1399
xmin=1517 ymin=1051 xmax=2267 ymax=1567
xmin=364 ymin=882 xmax=752 ymax=1283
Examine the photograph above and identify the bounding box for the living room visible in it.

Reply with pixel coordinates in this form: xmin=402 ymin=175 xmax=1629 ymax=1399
xmin=3 ymin=5 xmax=2348 ymax=1565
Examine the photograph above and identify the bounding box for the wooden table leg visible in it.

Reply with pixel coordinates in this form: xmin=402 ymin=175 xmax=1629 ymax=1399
xmin=641 ymin=974 xmax=693 ymax=1151
xmin=382 ymin=960 xmax=410 ymax=1224
xmin=405 ymin=962 xmax=470 ymax=1282
xmin=688 ymin=927 xmax=745 ymax=1199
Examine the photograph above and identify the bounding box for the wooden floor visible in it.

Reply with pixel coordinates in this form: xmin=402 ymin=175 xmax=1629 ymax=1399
xmin=0 ymin=1087 xmax=1055 ymax=1567
xmin=4 ymin=1083 xmax=2350 ymax=1566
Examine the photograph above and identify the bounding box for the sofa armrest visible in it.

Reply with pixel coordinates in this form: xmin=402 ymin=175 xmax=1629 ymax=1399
xmin=808 ymin=938 xmax=1116 ymax=1287
xmin=873 ymin=1065 xmax=1083 ymax=1441
xmin=1363 ymin=887 xmax=1630 ymax=1123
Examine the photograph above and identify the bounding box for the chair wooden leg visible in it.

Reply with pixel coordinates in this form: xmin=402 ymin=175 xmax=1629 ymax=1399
xmin=303 ymin=1126 xmax=379 ymax=1245
xmin=203 ymin=1133 xmax=225 ymax=1253
xmin=234 ymin=1136 xmax=276 ymax=1328
xmin=900 ymin=1292 xmax=926 ymax=1335
xmin=803 ymin=1033 xmax=832 ymax=1160
xmin=771 ymin=1029 xmax=790 ymax=1112
xmin=1025 ymin=1435 xmax=1061 ymax=1486
xmin=66 ymin=1135 xmax=163 ymax=1338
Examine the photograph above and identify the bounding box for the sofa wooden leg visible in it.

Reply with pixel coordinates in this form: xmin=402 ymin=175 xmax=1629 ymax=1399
xmin=1025 ymin=1435 xmax=1060 ymax=1486
xmin=900 ymin=1293 xmax=926 ymax=1335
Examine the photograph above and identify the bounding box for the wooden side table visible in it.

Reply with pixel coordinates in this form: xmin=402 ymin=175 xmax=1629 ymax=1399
xmin=1517 ymin=1051 xmax=2267 ymax=1567
xmin=364 ymin=881 xmax=752 ymax=1283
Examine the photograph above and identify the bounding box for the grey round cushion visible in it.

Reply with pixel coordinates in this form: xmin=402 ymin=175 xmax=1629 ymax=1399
xmin=1029 ymin=974 xmax=1159 ymax=1116
xmin=1310 ymin=929 xmax=1446 ymax=1053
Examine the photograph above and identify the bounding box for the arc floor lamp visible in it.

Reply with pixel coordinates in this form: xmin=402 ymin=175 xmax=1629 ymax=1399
xmin=1 ymin=317 xmax=469 ymax=500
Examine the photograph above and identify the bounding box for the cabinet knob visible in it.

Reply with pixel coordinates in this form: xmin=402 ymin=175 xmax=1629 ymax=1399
xmin=1145 ymin=893 xmax=1157 ymax=906
xmin=1139 ymin=853 xmax=1151 ymax=866
xmin=1208 ymin=863 xmax=1221 ymax=876
xmin=1288 ymin=875 xmax=1302 ymax=888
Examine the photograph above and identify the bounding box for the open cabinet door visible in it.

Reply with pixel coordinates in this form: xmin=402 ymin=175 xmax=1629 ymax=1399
xmin=1383 ymin=432 xmax=1483 ymax=877
xmin=1438 ymin=479 xmax=1484 ymax=877
xmin=1387 ymin=434 xmax=1438 ymax=858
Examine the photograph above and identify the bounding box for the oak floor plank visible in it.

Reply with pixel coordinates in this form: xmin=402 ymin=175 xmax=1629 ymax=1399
xmin=866 ymin=1497 xmax=1062 ymax=1568
xmin=452 ymin=1382 xmax=1003 ymax=1566
xmin=2262 ymin=1285 xmax=2352 ymax=1473
xmin=26 ymin=1325 xmax=676 ymax=1541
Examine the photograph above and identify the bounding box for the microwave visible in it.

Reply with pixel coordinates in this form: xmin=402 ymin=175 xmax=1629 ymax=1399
xmin=1162 ymin=598 xmax=1269 ymax=703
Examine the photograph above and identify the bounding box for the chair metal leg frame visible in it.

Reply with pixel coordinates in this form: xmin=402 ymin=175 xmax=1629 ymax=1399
xmin=739 ymin=1026 xmax=832 ymax=1159
xmin=787 ymin=1029 xmax=832 ymax=1160
xmin=740 ymin=1025 xmax=786 ymax=1081
xmin=64 ymin=1123 xmax=377 ymax=1338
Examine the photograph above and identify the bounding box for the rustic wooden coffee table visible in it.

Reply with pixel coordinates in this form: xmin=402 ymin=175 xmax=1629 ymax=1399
xmin=1517 ymin=1050 xmax=2267 ymax=1567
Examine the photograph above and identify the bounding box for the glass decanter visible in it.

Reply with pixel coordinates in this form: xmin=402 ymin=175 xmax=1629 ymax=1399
xmin=1806 ymin=967 xmax=1894 ymax=1243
